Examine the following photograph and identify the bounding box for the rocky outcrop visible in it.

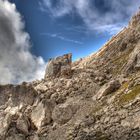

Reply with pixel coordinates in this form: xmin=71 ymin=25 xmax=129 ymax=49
xmin=45 ymin=53 xmax=72 ymax=78
xmin=129 ymin=10 xmax=140 ymax=27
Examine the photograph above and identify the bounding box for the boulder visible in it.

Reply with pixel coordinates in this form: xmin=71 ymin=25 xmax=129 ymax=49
xmin=52 ymin=104 xmax=73 ymax=124
xmin=97 ymin=80 xmax=121 ymax=99
xmin=30 ymin=100 xmax=55 ymax=130
xmin=124 ymin=44 xmax=140 ymax=73
xmin=16 ymin=115 xmax=29 ymax=135
xmin=0 ymin=114 xmax=11 ymax=138
xmin=45 ymin=53 xmax=72 ymax=78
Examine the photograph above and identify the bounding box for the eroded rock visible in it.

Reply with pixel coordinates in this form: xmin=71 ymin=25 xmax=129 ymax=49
xmin=97 ymin=79 xmax=121 ymax=99
xmin=16 ymin=115 xmax=29 ymax=135
xmin=45 ymin=53 xmax=72 ymax=78
xmin=52 ymin=104 xmax=74 ymax=125
xmin=31 ymin=100 xmax=55 ymax=130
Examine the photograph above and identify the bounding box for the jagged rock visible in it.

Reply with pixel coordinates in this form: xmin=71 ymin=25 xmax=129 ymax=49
xmin=96 ymin=80 xmax=121 ymax=99
xmin=31 ymin=100 xmax=55 ymax=130
xmin=45 ymin=53 xmax=72 ymax=78
xmin=129 ymin=10 xmax=140 ymax=27
xmin=0 ymin=114 xmax=11 ymax=138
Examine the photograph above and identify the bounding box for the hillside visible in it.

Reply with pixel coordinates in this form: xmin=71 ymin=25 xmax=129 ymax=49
xmin=1 ymin=11 xmax=140 ymax=140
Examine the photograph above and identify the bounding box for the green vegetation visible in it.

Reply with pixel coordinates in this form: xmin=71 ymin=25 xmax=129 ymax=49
xmin=118 ymin=85 xmax=140 ymax=105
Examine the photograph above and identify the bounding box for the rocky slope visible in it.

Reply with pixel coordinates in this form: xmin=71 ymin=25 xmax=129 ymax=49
xmin=1 ymin=11 xmax=140 ymax=140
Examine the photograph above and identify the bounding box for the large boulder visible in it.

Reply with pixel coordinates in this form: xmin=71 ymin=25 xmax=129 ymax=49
xmin=52 ymin=104 xmax=74 ymax=125
xmin=30 ymin=100 xmax=55 ymax=130
xmin=0 ymin=113 xmax=11 ymax=138
xmin=45 ymin=53 xmax=72 ymax=78
xmin=96 ymin=80 xmax=121 ymax=99
xmin=16 ymin=115 xmax=29 ymax=135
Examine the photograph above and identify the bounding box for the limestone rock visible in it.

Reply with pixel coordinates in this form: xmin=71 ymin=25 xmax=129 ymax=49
xmin=45 ymin=53 xmax=72 ymax=78
xmin=0 ymin=114 xmax=11 ymax=138
xmin=34 ymin=83 xmax=48 ymax=93
xmin=31 ymin=100 xmax=54 ymax=130
xmin=52 ymin=104 xmax=73 ymax=124
xmin=97 ymin=80 xmax=121 ymax=99
xmin=16 ymin=115 xmax=29 ymax=135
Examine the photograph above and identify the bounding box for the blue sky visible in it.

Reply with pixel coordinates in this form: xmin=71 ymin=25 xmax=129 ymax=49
xmin=0 ymin=0 xmax=140 ymax=84
xmin=10 ymin=0 xmax=140 ymax=61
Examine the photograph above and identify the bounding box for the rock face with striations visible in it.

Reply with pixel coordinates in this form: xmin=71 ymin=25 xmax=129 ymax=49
xmin=2 ymin=10 xmax=140 ymax=140
xmin=45 ymin=53 xmax=72 ymax=78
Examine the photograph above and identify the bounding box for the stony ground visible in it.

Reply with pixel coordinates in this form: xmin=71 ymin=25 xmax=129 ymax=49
xmin=1 ymin=11 xmax=140 ymax=140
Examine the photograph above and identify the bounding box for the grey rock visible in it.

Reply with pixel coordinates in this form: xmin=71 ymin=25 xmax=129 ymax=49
xmin=52 ymin=104 xmax=73 ymax=124
xmin=97 ymin=79 xmax=121 ymax=99
xmin=30 ymin=100 xmax=54 ymax=131
xmin=16 ymin=115 xmax=29 ymax=135
xmin=45 ymin=53 xmax=72 ymax=78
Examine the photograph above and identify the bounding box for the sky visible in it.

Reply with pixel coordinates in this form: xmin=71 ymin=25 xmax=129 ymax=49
xmin=0 ymin=0 xmax=140 ymax=84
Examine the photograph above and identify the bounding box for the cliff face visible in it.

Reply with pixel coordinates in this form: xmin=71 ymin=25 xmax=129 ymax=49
xmin=1 ymin=11 xmax=140 ymax=140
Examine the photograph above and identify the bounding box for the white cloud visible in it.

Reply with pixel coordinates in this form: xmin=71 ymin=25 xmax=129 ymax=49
xmin=0 ymin=0 xmax=46 ymax=84
xmin=41 ymin=33 xmax=83 ymax=44
xmin=40 ymin=0 xmax=140 ymax=34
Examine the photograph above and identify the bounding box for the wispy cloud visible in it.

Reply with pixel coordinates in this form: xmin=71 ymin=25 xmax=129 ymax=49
xmin=40 ymin=0 xmax=140 ymax=35
xmin=64 ymin=26 xmax=88 ymax=34
xmin=41 ymin=33 xmax=83 ymax=44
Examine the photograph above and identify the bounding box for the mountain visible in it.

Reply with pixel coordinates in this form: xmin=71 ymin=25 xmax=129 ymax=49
xmin=1 ymin=10 xmax=140 ymax=140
